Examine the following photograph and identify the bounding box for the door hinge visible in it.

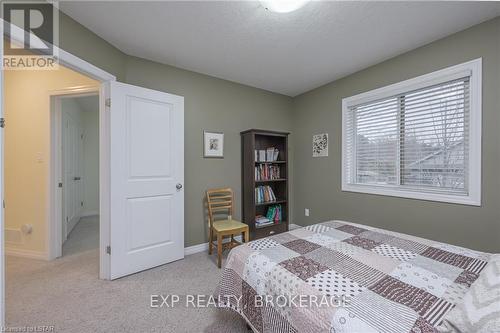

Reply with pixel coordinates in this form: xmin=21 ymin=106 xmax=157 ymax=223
xmin=2 ymin=200 xmax=5 ymax=209
xmin=81 ymin=201 xmax=84 ymax=207
xmin=0 ymin=118 xmax=5 ymax=128
xmin=105 ymin=98 xmax=111 ymax=108
xmin=66 ymin=216 xmax=69 ymax=222
xmin=106 ymin=246 xmax=111 ymax=255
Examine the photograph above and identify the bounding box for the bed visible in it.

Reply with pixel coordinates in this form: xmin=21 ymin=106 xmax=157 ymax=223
xmin=216 ymin=220 xmax=494 ymax=333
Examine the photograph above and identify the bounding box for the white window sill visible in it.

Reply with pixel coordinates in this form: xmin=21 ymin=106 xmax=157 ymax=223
xmin=341 ymin=183 xmax=481 ymax=206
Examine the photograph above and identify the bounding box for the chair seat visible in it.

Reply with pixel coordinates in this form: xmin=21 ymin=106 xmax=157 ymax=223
xmin=213 ymin=219 xmax=248 ymax=233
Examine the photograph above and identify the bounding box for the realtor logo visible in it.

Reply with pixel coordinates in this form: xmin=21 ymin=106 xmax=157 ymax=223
xmin=2 ymin=1 xmax=59 ymax=70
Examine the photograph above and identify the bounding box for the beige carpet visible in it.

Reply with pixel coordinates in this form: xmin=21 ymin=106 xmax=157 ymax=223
xmin=62 ymin=215 xmax=100 ymax=256
xmin=6 ymin=217 xmax=248 ymax=332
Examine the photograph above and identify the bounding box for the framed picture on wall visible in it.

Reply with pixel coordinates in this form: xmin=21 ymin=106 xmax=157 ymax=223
xmin=204 ymin=131 xmax=224 ymax=158
xmin=313 ymin=133 xmax=328 ymax=157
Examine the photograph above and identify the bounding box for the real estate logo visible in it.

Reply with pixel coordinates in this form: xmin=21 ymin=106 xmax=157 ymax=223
xmin=2 ymin=1 xmax=59 ymax=70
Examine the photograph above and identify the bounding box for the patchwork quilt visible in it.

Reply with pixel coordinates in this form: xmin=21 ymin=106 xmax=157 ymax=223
xmin=215 ymin=220 xmax=492 ymax=333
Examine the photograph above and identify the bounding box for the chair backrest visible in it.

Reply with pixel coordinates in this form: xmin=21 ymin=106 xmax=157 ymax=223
xmin=206 ymin=188 xmax=234 ymax=226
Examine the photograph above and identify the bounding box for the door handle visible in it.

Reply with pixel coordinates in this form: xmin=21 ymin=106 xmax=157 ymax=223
xmin=176 ymin=183 xmax=183 ymax=190
xmin=73 ymin=177 xmax=81 ymax=181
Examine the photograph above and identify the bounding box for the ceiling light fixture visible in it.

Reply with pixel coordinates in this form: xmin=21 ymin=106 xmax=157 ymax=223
xmin=260 ymin=0 xmax=310 ymax=13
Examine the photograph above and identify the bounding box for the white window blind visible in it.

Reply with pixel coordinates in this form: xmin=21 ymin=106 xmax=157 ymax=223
xmin=342 ymin=59 xmax=481 ymax=205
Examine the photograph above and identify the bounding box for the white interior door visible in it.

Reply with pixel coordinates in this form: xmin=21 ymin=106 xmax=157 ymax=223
xmin=62 ymin=110 xmax=83 ymax=242
xmin=109 ymin=82 xmax=184 ymax=279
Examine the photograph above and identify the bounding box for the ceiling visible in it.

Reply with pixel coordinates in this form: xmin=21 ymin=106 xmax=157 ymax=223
xmin=60 ymin=1 xmax=500 ymax=96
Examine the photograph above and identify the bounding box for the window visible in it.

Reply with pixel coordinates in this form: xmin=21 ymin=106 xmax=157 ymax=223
xmin=342 ymin=59 xmax=481 ymax=205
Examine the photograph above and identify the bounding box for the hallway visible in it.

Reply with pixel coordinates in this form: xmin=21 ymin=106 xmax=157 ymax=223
xmin=63 ymin=215 xmax=99 ymax=257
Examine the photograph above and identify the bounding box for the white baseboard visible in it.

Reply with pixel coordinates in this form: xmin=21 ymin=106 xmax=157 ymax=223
xmin=81 ymin=211 xmax=99 ymax=218
xmin=183 ymin=224 xmax=304 ymax=256
xmin=184 ymin=242 xmax=209 ymax=256
xmin=67 ymin=216 xmax=79 ymax=236
xmin=184 ymin=235 xmax=243 ymax=256
xmin=5 ymin=247 xmax=48 ymax=260
xmin=184 ymin=224 xmax=305 ymax=256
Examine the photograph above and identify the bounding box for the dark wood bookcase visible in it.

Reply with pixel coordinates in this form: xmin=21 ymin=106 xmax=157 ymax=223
xmin=241 ymin=129 xmax=290 ymax=240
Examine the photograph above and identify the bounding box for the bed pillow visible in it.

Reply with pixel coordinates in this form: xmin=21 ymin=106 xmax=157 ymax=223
xmin=438 ymin=254 xmax=500 ymax=333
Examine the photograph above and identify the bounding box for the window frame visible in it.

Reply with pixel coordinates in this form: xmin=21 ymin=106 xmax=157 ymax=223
xmin=341 ymin=58 xmax=482 ymax=206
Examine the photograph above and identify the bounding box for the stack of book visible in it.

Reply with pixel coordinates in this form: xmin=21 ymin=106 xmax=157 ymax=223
xmin=255 ymin=147 xmax=280 ymax=162
xmin=255 ymin=164 xmax=281 ymax=181
xmin=255 ymin=205 xmax=283 ymax=227
xmin=255 ymin=185 xmax=277 ymax=204
xmin=266 ymin=205 xmax=282 ymax=223
xmin=255 ymin=215 xmax=274 ymax=227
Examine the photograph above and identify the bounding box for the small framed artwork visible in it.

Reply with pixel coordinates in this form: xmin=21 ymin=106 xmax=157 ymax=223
xmin=204 ymin=131 xmax=224 ymax=158
xmin=313 ymin=133 xmax=328 ymax=157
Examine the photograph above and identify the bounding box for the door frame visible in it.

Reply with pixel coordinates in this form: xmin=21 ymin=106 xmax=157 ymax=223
xmin=49 ymin=87 xmax=99 ymax=260
xmin=3 ymin=22 xmax=116 ymax=286
xmin=0 ymin=19 xmax=116 ymax=327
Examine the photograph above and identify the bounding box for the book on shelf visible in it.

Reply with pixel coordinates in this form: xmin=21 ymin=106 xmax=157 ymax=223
xmin=265 ymin=204 xmax=282 ymax=223
xmin=258 ymin=150 xmax=266 ymax=162
xmin=255 ymin=147 xmax=280 ymax=162
xmin=254 ymin=205 xmax=283 ymax=227
xmin=266 ymin=148 xmax=274 ymax=162
xmin=255 ymin=215 xmax=273 ymax=227
xmin=255 ymin=164 xmax=281 ymax=181
xmin=254 ymin=185 xmax=277 ymax=204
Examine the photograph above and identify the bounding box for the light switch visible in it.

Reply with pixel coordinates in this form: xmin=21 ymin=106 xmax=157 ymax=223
xmin=35 ymin=152 xmax=43 ymax=163
xmin=305 ymin=208 xmax=310 ymax=217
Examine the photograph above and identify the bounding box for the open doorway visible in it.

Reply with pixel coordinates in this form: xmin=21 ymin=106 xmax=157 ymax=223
xmin=3 ymin=62 xmax=105 ymax=324
xmin=58 ymin=94 xmax=99 ymax=257
xmin=2 ymin=25 xmax=185 ymax=326
xmin=3 ymin=63 xmax=101 ymax=262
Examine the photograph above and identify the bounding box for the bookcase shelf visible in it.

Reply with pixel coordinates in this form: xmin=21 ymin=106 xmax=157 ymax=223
xmin=241 ymin=129 xmax=290 ymax=240
xmin=255 ymin=161 xmax=287 ymax=164
xmin=255 ymin=220 xmax=287 ymax=229
xmin=255 ymin=199 xmax=287 ymax=207
xmin=255 ymin=178 xmax=287 ymax=183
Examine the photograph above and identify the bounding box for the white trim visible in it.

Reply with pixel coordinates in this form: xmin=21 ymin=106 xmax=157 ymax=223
xmin=341 ymin=184 xmax=480 ymax=206
xmin=3 ymin=20 xmax=116 ymax=82
xmin=184 ymin=243 xmax=209 ymax=256
xmin=342 ymin=61 xmax=475 ymax=108
xmin=66 ymin=216 xmax=79 ymax=238
xmin=5 ymin=247 xmax=48 ymax=260
xmin=184 ymin=235 xmax=244 ymax=256
xmin=342 ymin=58 xmax=482 ymax=206
xmin=0 ymin=24 xmax=4 ymax=326
xmin=183 ymin=226 xmax=304 ymax=256
xmin=57 ymin=49 xmax=115 ymax=82
xmin=81 ymin=211 xmax=99 ymax=218
xmin=289 ymin=223 xmax=302 ymax=230
xmin=98 ymin=82 xmax=111 ymax=280
xmin=48 ymin=86 xmax=100 ymax=97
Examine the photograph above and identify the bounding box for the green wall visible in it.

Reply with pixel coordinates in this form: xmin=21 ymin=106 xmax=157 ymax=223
xmin=292 ymin=17 xmax=500 ymax=252
xmin=59 ymin=12 xmax=127 ymax=81
xmin=124 ymin=56 xmax=293 ymax=247
xmin=59 ymin=12 xmax=499 ymax=251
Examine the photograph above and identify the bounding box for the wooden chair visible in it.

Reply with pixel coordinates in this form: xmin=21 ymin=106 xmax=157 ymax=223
xmin=206 ymin=188 xmax=249 ymax=268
